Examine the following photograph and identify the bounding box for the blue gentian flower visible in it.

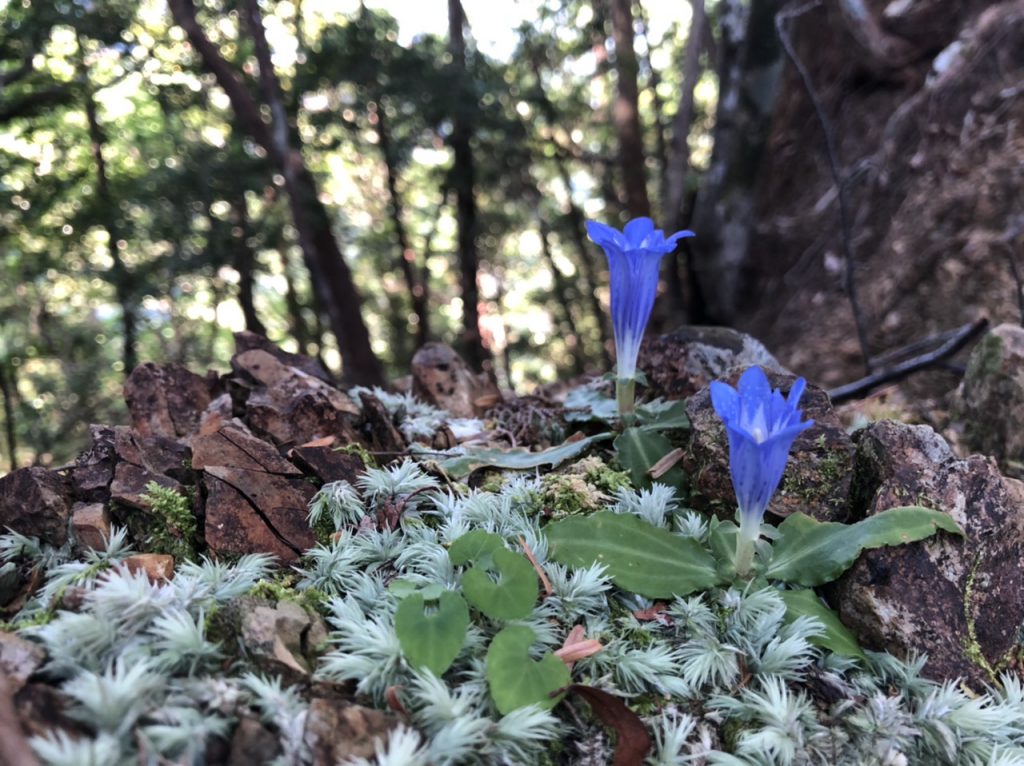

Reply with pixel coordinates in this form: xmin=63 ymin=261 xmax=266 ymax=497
xmin=710 ymin=366 xmax=814 ymax=575
xmin=586 ymin=217 xmax=694 ymax=384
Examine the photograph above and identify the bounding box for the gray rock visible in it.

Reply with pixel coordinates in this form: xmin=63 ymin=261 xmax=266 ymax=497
xmin=830 ymin=420 xmax=1024 ymax=688
xmin=637 ymin=326 xmax=786 ymax=401
xmin=238 ymin=598 xmax=328 ymax=681
xmin=303 ymin=685 xmax=399 ymax=765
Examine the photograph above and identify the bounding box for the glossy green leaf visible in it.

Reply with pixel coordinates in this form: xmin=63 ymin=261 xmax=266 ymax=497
xmin=394 ymin=591 xmax=470 ymax=676
xmin=614 ymin=427 xmax=684 ymax=489
xmin=486 ymin=625 xmax=570 ymax=714
xmin=545 ymin=511 xmax=720 ymax=598
xmin=448 ymin=530 xmax=505 ymax=566
xmin=437 ymin=433 xmax=613 ymax=477
xmin=779 ymin=588 xmax=865 ymax=660
xmin=636 ymin=399 xmax=690 ymax=431
xmin=766 ymin=507 xmax=964 ymax=586
xmin=462 ymin=546 xmax=538 ymax=620
xmin=388 ymin=579 xmax=444 ymax=600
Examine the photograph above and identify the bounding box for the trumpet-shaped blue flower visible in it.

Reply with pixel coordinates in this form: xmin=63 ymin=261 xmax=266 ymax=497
xmin=586 ymin=217 xmax=694 ymax=384
xmin=710 ymin=366 xmax=814 ymax=575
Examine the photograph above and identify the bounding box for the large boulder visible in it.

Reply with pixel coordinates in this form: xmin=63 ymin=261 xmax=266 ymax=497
xmin=637 ymin=326 xmax=786 ymax=401
xmin=954 ymin=323 xmax=1024 ymax=475
xmin=0 ymin=467 xmax=72 ymax=547
xmin=829 ymin=420 xmax=1024 ymax=688
xmin=684 ymin=369 xmax=856 ymax=523
xmin=124 ymin=363 xmax=221 ymax=439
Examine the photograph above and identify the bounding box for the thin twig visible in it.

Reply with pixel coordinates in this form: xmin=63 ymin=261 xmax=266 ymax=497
xmin=828 ymin=319 xmax=989 ymax=403
xmin=776 ymin=0 xmax=873 ymax=374
xmin=518 ymin=534 xmax=553 ymax=596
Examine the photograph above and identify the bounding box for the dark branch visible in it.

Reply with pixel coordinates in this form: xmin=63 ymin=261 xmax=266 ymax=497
xmin=776 ymin=0 xmax=873 ymax=375
xmin=827 ymin=319 xmax=989 ymax=403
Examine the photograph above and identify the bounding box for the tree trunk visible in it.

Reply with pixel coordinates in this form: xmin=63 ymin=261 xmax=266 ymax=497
xmin=373 ymin=103 xmax=429 ymax=349
xmin=448 ymin=0 xmax=487 ymax=369
xmin=688 ymin=0 xmax=784 ymax=324
xmin=661 ymin=0 xmax=706 ymax=319
xmin=78 ymin=41 xmax=137 ymax=376
xmin=538 ymin=218 xmax=587 ymax=375
xmin=168 ymin=0 xmax=384 ymax=385
xmin=0 ymin=362 xmax=17 ymax=471
xmin=606 ymin=0 xmax=651 ymax=218
xmin=229 ymin=194 xmax=268 ymax=336
xmin=527 ymin=58 xmax=613 ymax=365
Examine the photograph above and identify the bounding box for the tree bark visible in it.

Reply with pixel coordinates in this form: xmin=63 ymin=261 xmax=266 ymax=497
xmin=538 ymin=218 xmax=587 ymax=375
xmin=527 ymin=59 xmax=613 ymax=364
xmin=229 ymin=194 xmax=267 ymax=336
xmin=447 ymin=0 xmax=487 ymax=369
xmin=661 ymin=0 xmax=706 ymax=319
xmin=688 ymin=0 xmax=784 ymax=324
xmin=78 ymin=39 xmax=137 ymax=377
xmin=168 ymin=0 xmax=384 ymax=385
xmin=372 ymin=103 xmax=429 ymax=348
xmin=606 ymin=0 xmax=651 ymax=218
xmin=0 ymin=362 xmax=17 ymax=472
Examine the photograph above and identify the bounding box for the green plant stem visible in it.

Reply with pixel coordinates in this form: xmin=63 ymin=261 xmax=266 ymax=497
xmin=616 ymin=377 xmax=636 ymax=425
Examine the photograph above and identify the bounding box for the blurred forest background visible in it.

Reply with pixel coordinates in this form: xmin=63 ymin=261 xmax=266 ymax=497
xmin=2 ymin=0 xmax=1022 ymax=469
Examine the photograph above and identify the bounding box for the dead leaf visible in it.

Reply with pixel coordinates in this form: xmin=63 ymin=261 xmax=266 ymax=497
xmin=568 ymin=685 xmax=651 ymax=766
xmin=649 ymin=448 xmax=684 ymax=479
xmin=632 ymin=601 xmax=674 ymax=627
xmin=554 ymin=625 xmax=603 ymax=670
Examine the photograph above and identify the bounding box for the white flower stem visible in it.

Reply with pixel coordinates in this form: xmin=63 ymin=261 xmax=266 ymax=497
xmin=616 ymin=378 xmax=636 ymax=425
xmin=733 ymin=514 xmax=759 ymax=578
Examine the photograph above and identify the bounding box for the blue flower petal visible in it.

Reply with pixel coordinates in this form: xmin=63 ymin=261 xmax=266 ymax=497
xmin=586 ymin=217 xmax=696 ymax=381
xmin=711 ymin=367 xmax=814 ymax=528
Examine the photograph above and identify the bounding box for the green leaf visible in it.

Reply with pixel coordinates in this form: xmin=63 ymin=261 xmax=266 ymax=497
xmin=462 ymin=547 xmax=538 ymax=620
xmin=448 ymin=530 xmax=505 ymax=566
xmin=545 ymin=512 xmax=720 ymax=599
xmin=779 ymin=588 xmax=865 ymax=660
xmin=486 ymin=625 xmax=570 ymax=714
xmin=636 ymin=399 xmax=690 ymax=431
xmin=564 ymin=387 xmax=618 ymax=423
xmin=766 ymin=507 xmax=964 ymax=586
xmin=394 ymin=591 xmax=470 ymax=676
xmin=614 ymin=427 xmax=684 ymax=489
xmin=388 ymin=579 xmax=444 ymax=600
xmin=437 ymin=433 xmax=613 ymax=477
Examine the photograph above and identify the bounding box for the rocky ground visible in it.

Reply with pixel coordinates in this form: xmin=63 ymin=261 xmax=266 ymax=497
xmin=2 ymin=325 xmax=1024 ymax=764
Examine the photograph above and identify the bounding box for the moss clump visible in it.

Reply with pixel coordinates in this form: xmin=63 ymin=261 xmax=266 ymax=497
xmin=335 ymin=442 xmax=376 ymax=468
xmin=539 ymin=457 xmax=631 ymax=518
xmin=139 ymin=481 xmax=198 ymax=562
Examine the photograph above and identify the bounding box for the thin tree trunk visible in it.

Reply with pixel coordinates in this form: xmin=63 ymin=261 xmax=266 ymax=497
xmin=0 ymin=362 xmax=17 ymax=471
xmin=527 ymin=59 xmax=613 ymax=364
xmin=169 ymin=0 xmax=383 ymax=385
xmin=635 ymin=0 xmax=669 ymax=202
xmin=662 ymin=0 xmax=706 ymax=318
xmin=78 ymin=40 xmax=137 ymax=376
xmin=538 ymin=218 xmax=587 ymax=375
xmin=229 ymin=194 xmax=268 ymax=336
xmin=448 ymin=0 xmax=487 ymax=369
xmin=373 ymin=103 xmax=429 ymax=348
xmin=280 ymin=247 xmax=313 ymax=352
xmin=689 ymin=0 xmax=784 ymax=324
xmin=606 ymin=0 xmax=651 ymax=218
